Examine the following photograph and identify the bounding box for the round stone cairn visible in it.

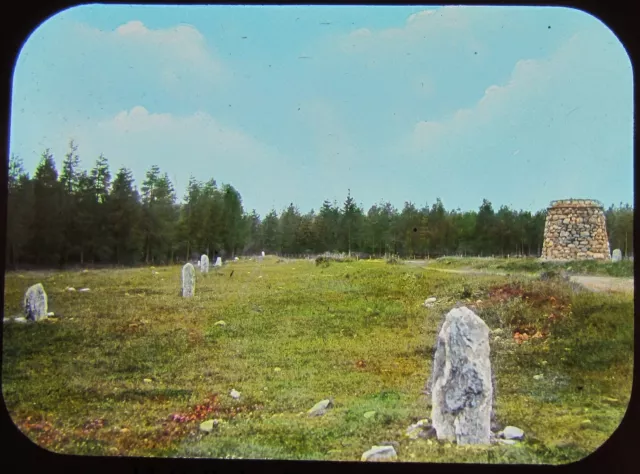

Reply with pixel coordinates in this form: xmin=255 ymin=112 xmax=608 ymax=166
xmin=24 ymin=283 xmax=48 ymax=321
xmin=540 ymin=199 xmax=611 ymax=261
xmin=200 ymin=254 xmax=210 ymax=273
xmin=182 ymin=263 xmax=196 ymax=297
xmin=430 ymin=306 xmax=493 ymax=445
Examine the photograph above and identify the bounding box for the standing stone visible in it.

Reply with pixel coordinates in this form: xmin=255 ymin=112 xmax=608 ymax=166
xmin=431 ymin=306 xmax=493 ymax=445
xmin=261 ymin=251 xmax=265 ymax=258
xmin=182 ymin=263 xmax=196 ymax=297
xmin=200 ymin=254 xmax=210 ymax=273
xmin=24 ymin=283 xmax=48 ymax=321
xmin=612 ymin=249 xmax=622 ymax=262
xmin=214 ymin=257 xmax=222 ymax=267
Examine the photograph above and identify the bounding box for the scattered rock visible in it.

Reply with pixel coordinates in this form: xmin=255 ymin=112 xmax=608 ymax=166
xmin=500 ymin=426 xmax=525 ymax=440
xmin=499 ymin=439 xmax=517 ymax=445
xmin=379 ymin=441 xmax=400 ymax=450
xmin=14 ymin=317 xmax=28 ymax=324
xmin=230 ymin=389 xmax=241 ymax=400
xmin=143 ymin=378 xmax=152 ymax=383
xmin=361 ymin=445 xmax=397 ymax=462
xmin=423 ymin=297 xmax=437 ymax=308
xmin=430 ymin=306 xmax=493 ymax=445
xmin=308 ymin=399 xmax=333 ymax=417
xmin=199 ymin=419 xmax=219 ymax=433
xmin=533 ymin=374 xmax=544 ymax=381
xmin=65 ymin=287 xmax=76 ymax=292
xmin=363 ymin=411 xmax=376 ymax=419
xmin=274 ymin=367 xmax=282 ymax=372
xmin=405 ymin=419 xmax=431 ymax=439
xmin=214 ymin=320 xmax=226 ymax=326
xmin=47 ymin=312 xmax=55 ymax=317
xmin=78 ymin=288 xmax=91 ymax=292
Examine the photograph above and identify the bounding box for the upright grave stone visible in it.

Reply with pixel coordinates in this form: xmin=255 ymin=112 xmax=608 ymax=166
xmin=612 ymin=249 xmax=622 ymax=262
xmin=430 ymin=306 xmax=493 ymax=445
xmin=24 ymin=283 xmax=48 ymax=321
xmin=214 ymin=257 xmax=222 ymax=267
xmin=182 ymin=263 xmax=196 ymax=297
xmin=201 ymin=254 xmax=210 ymax=273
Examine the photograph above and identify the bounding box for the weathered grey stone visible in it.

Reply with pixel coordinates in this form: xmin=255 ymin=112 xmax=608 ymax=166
xmin=214 ymin=257 xmax=222 ymax=267
xmin=200 ymin=254 xmax=209 ymax=273
xmin=24 ymin=283 xmax=48 ymax=321
xmin=431 ymin=306 xmax=493 ymax=445
xmin=182 ymin=263 xmax=196 ymax=297
xmin=612 ymin=249 xmax=622 ymax=262
xmin=361 ymin=445 xmax=397 ymax=462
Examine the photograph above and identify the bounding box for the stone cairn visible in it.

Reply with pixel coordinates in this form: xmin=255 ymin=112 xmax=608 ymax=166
xmin=200 ymin=254 xmax=209 ymax=273
xmin=182 ymin=263 xmax=196 ymax=297
xmin=24 ymin=283 xmax=48 ymax=321
xmin=540 ymin=199 xmax=611 ymax=261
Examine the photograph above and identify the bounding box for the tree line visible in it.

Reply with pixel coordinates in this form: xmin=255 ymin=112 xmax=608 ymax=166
xmin=5 ymin=143 xmax=635 ymax=268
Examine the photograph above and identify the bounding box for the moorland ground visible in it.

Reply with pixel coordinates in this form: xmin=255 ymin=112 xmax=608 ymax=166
xmin=2 ymin=257 xmax=634 ymax=464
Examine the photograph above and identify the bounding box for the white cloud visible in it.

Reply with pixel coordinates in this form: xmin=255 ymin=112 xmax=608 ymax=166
xmin=408 ymin=33 xmax=582 ymax=151
xmin=338 ymin=6 xmax=477 ymax=54
xmin=76 ymin=20 xmax=225 ymax=85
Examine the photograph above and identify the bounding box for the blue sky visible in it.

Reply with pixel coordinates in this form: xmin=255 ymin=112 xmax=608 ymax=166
xmin=10 ymin=5 xmax=633 ymax=217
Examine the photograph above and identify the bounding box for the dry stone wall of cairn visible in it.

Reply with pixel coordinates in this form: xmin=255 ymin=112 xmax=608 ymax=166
xmin=541 ymin=199 xmax=611 ymax=261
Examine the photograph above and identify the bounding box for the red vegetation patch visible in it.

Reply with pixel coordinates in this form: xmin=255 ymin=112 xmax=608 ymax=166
xmin=16 ymin=415 xmax=70 ymax=450
xmin=488 ymin=284 xmax=527 ymax=302
xmin=157 ymin=393 xmax=264 ymax=444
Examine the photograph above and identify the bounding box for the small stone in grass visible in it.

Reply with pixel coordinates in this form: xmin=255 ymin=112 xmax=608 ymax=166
xmin=308 ymin=399 xmax=333 ymax=416
xmin=199 ymin=419 xmax=219 ymax=433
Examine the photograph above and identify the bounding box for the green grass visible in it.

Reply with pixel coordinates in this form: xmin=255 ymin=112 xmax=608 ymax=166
xmin=2 ymin=257 xmax=633 ymax=463
xmin=430 ymin=256 xmax=634 ymax=278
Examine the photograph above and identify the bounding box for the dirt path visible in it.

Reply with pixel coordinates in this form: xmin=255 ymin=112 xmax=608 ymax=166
xmin=405 ymin=260 xmax=634 ymax=294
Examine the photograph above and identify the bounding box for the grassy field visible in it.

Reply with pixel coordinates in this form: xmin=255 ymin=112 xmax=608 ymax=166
xmin=428 ymin=256 xmax=634 ymax=278
xmin=2 ymin=257 xmax=634 ymax=464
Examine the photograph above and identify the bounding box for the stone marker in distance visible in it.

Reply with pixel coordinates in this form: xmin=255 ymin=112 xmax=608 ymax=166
xmin=612 ymin=249 xmax=622 ymax=262
xmin=200 ymin=254 xmax=209 ymax=273
xmin=182 ymin=263 xmax=196 ymax=297
xmin=24 ymin=283 xmax=48 ymax=321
